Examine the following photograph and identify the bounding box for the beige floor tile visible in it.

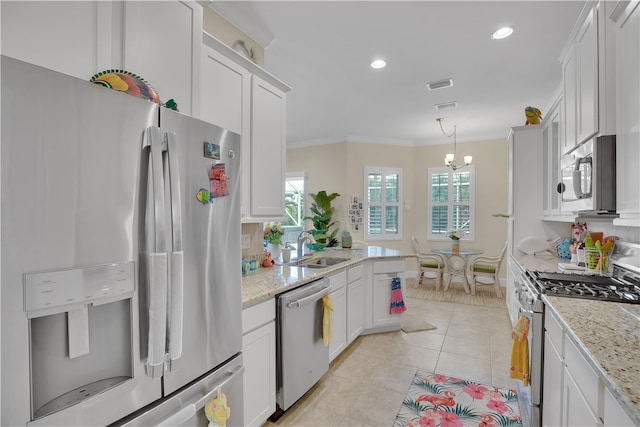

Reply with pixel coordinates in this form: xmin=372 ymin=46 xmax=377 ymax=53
xmin=265 ymin=301 xmax=515 ymax=427
xmin=435 ymin=351 xmax=493 ymax=385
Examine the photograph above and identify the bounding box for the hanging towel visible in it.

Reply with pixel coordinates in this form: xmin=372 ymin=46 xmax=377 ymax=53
xmin=510 ymin=316 xmax=530 ymax=386
xmin=322 ymin=294 xmax=333 ymax=347
xmin=389 ymin=277 xmax=407 ymax=314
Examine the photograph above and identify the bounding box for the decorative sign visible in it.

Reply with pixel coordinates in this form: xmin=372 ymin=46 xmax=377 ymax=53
xmin=203 ymin=142 xmax=220 ymax=160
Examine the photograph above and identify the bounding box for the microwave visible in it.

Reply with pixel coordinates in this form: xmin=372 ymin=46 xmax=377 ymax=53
xmin=558 ymin=135 xmax=616 ymax=213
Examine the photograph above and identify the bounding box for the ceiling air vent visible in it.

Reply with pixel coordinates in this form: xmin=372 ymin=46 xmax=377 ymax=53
xmin=426 ymin=78 xmax=454 ymax=91
xmin=435 ymin=101 xmax=458 ymax=110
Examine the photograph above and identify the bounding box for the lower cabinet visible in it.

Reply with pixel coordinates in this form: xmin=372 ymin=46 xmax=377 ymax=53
xmin=242 ymin=299 xmax=276 ymax=426
xmin=543 ymin=308 xmax=634 ymax=427
xmin=327 ymin=271 xmax=348 ymax=362
xmin=371 ymin=259 xmax=406 ymax=330
xmin=346 ymin=264 xmax=365 ymax=344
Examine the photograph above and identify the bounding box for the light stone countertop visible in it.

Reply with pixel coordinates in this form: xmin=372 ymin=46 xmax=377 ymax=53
xmin=241 ymin=246 xmax=412 ymax=308
xmin=512 ymin=253 xmax=639 ymax=423
xmin=542 ymin=296 xmax=640 ymax=425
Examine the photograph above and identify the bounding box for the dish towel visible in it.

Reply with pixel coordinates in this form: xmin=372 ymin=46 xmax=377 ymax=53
xmin=389 ymin=277 xmax=407 ymax=314
xmin=322 ymin=294 xmax=333 ymax=347
xmin=510 ymin=315 xmax=530 ymax=386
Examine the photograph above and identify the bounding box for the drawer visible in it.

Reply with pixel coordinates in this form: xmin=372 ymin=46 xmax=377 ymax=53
xmin=242 ymin=298 xmax=275 ymax=335
xmin=565 ymin=336 xmax=600 ymax=412
xmin=372 ymin=259 xmax=405 ymax=274
xmin=545 ymin=311 xmax=564 ymax=356
xmin=347 ymin=264 xmax=364 ymax=283
xmin=328 ymin=270 xmax=347 ymax=291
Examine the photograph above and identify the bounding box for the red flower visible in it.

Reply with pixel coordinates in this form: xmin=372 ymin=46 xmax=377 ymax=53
xmin=437 ymin=411 xmax=463 ymax=427
xmin=486 ymin=399 xmax=509 ymax=414
xmin=432 ymin=374 xmax=448 ymax=383
xmin=463 ymin=383 xmax=489 ymax=399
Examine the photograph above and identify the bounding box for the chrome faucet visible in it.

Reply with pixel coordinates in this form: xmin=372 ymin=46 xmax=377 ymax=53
xmin=296 ymin=231 xmax=312 ymax=259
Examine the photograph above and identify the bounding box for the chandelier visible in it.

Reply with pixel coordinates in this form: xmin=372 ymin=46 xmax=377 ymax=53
xmin=437 ymin=118 xmax=472 ymax=171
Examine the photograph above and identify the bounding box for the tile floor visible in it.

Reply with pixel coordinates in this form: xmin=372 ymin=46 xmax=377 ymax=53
xmin=264 ymin=294 xmax=516 ymax=426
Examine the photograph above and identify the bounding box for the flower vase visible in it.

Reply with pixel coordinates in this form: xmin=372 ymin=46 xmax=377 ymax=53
xmin=451 ymin=240 xmax=460 ymax=254
xmin=267 ymin=243 xmax=282 ymax=261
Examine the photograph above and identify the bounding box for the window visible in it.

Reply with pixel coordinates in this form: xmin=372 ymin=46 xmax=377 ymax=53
xmin=427 ymin=166 xmax=475 ymax=240
xmin=283 ymin=172 xmax=306 ymax=227
xmin=364 ymin=167 xmax=402 ymax=240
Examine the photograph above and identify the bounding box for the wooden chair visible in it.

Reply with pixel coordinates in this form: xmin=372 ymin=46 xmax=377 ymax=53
xmin=411 ymin=236 xmax=445 ymax=290
xmin=470 ymin=242 xmax=508 ymax=298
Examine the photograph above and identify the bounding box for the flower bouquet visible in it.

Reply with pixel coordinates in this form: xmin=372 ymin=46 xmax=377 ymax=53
xmin=445 ymin=229 xmax=465 ymax=240
xmin=263 ymin=222 xmax=284 ymax=244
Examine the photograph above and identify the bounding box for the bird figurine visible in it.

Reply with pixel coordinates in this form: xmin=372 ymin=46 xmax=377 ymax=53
xmin=524 ymin=106 xmax=542 ymax=125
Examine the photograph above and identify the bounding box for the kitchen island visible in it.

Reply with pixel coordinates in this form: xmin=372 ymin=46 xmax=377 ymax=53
xmin=241 ymin=246 xmax=410 ymax=307
xmin=514 ymin=254 xmax=640 ymax=425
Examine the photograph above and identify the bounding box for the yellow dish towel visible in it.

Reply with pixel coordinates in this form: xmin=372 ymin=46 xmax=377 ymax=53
xmin=322 ymin=294 xmax=333 ymax=347
xmin=510 ymin=316 xmax=530 ymax=386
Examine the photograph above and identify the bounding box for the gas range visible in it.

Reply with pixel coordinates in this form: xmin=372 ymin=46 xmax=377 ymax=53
xmin=527 ymin=270 xmax=640 ymax=303
xmin=526 ymin=241 xmax=640 ymax=304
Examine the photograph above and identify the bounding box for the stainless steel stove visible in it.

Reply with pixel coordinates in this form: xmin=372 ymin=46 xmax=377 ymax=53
xmin=528 ymin=269 xmax=640 ymax=303
xmin=513 ymin=241 xmax=640 ymax=427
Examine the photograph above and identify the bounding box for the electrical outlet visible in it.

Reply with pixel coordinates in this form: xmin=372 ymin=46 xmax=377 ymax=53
xmin=241 ymin=234 xmax=250 ymax=249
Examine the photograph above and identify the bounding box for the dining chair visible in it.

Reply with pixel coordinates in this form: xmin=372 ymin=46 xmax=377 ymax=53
xmin=411 ymin=236 xmax=445 ymax=290
xmin=470 ymin=242 xmax=508 ymax=298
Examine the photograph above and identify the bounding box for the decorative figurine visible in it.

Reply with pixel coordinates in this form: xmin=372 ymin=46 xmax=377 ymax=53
xmin=524 ymin=106 xmax=542 ymax=125
xmin=262 ymin=252 xmax=275 ymax=268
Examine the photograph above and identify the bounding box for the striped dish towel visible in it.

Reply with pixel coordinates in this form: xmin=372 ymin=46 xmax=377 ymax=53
xmin=389 ymin=277 xmax=407 ymax=314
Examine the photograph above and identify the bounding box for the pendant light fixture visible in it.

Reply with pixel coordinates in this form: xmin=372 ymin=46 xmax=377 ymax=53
xmin=437 ymin=118 xmax=472 ymax=171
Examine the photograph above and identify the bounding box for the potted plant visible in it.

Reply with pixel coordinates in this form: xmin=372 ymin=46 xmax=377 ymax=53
xmin=304 ymin=190 xmax=340 ymax=247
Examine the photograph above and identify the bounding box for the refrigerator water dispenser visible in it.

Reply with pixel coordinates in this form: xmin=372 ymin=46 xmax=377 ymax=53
xmin=24 ymin=262 xmax=135 ymax=420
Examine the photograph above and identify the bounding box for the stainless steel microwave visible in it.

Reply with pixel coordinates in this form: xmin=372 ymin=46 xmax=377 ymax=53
xmin=558 ymin=135 xmax=616 ymax=213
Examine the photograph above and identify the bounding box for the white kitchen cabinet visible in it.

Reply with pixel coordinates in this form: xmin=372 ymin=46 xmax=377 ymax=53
xmin=327 ymin=271 xmax=347 ymax=362
xmin=202 ymin=33 xmax=290 ymax=223
xmin=542 ymin=313 xmax=564 ymax=427
xmin=370 ymin=259 xmax=406 ymax=331
xmin=507 ymin=126 xmax=546 ymax=261
xmin=561 ymin=4 xmax=599 ymax=153
xmin=1 ymin=1 xmax=203 ymax=117
xmin=242 ymin=299 xmax=276 ymax=426
xmin=542 ymin=97 xmax=562 ymax=217
xmin=1 ymin=1 xmax=115 ymax=79
xmin=603 ymin=387 xmax=635 ymax=426
xmin=200 ymin=43 xmax=250 ymax=135
xmin=562 ymin=336 xmax=602 ymax=426
xmin=346 ymin=264 xmax=365 ymax=344
xmin=611 ymin=0 xmax=640 ymax=227
xmin=122 ymin=1 xmax=202 ymax=117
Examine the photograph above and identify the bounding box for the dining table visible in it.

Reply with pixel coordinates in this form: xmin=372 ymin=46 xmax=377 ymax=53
xmin=431 ymin=248 xmax=483 ymax=293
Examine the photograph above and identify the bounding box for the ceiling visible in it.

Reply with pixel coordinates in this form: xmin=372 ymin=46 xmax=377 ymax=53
xmin=211 ymin=1 xmax=586 ymax=147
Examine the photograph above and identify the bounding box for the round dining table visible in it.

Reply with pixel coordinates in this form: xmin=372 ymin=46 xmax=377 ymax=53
xmin=432 ymin=248 xmax=483 ymax=293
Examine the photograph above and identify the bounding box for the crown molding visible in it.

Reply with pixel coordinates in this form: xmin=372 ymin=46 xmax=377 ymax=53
xmin=203 ymin=1 xmax=275 ymax=49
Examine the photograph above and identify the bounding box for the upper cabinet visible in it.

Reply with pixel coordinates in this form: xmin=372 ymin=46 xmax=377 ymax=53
xmin=1 ymin=0 xmax=203 ymax=117
xmin=201 ymin=33 xmax=290 ymax=223
xmin=561 ymin=4 xmax=598 ymax=154
xmin=542 ymin=96 xmax=562 ymax=217
xmin=611 ymin=0 xmax=640 ymax=226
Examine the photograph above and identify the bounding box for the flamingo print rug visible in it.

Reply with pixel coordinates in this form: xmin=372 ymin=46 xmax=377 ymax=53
xmin=393 ymin=370 xmax=523 ymax=427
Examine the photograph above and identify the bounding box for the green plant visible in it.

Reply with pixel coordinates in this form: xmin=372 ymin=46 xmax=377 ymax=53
xmin=304 ymin=190 xmax=340 ymax=247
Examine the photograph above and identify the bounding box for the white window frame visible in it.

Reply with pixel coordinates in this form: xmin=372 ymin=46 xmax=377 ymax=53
xmin=364 ymin=166 xmax=402 ymax=241
xmin=427 ymin=166 xmax=475 ymax=241
xmin=284 ymin=171 xmax=307 ymax=227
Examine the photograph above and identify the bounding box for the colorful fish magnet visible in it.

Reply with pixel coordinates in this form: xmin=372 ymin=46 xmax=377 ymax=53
xmin=196 ymin=188 xmax=213 ymax=204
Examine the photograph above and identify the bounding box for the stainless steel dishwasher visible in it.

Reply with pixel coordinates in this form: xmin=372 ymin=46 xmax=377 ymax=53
xmin=273 ymin=278 xmax=330 ymax=417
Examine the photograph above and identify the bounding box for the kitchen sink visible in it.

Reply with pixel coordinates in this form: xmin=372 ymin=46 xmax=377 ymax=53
xmin=289 ymin=257 xmax=350 ymax=269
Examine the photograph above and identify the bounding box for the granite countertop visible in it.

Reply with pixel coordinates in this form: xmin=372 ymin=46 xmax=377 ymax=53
xmin=242 ymin=246 xmax=411 ymax=308
xmin=512 ymin=253 xmax=639 ymax=423
xmin=543 ymin=296 xmax=640 ymax=424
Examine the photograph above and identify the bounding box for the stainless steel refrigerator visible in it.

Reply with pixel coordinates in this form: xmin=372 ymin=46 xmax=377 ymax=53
xmin=1 ymin=55 xmax=243 ymax=426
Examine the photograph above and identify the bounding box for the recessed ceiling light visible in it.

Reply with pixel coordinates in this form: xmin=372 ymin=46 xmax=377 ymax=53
xmin=491 ymin=26 xmax=514 ymax=40
xmin=370 ymin=59 xmax=386 ymax=69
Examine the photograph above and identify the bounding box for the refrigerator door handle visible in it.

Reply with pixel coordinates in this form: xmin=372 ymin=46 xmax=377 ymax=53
xmin=155 ymin=366 xmax=245 ymax=426
xmin=145 ymin=127 xmax=169 ymax=378
xmin=165 ymin=131 xmax=184 ymax=371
